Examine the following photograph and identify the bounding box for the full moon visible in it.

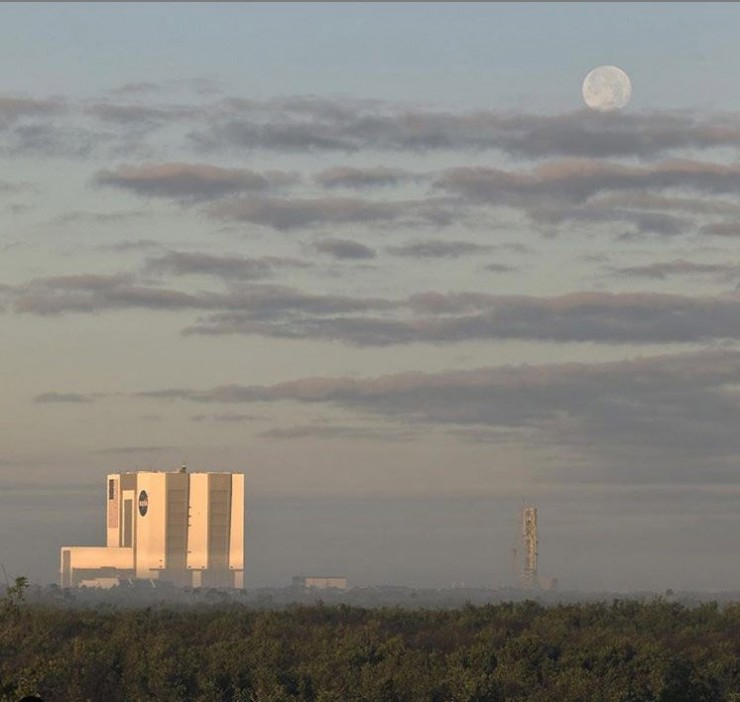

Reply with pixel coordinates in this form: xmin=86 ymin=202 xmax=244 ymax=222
xmin=582 ymin=65 xmax=632 ymax=112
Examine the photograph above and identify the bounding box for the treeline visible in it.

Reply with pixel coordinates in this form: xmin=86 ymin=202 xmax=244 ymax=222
xmin=2 ymin=587 xmax=740 ymax=701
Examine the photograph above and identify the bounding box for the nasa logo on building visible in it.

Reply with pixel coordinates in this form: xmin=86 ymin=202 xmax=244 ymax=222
xmin=138 ymin=490 xmax=148 ymax=516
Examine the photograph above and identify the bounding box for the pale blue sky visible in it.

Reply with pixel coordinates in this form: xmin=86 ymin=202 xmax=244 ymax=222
xmin=1 ymin=4 xmax=739 ymax=108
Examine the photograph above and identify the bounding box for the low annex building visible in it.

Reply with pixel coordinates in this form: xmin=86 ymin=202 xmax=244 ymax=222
xmin=61 ymin=467 xmax=244 ymax=589
xmin=292 ymin=576 xmax=349 ymax=591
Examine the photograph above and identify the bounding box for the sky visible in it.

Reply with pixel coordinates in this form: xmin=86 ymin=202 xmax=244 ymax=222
xmin=3 ymin=3 xmax=740 ymax=591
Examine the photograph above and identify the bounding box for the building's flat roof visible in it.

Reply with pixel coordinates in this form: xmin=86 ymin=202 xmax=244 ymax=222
xmin=110 ymin=470 xmax=242 ymax=475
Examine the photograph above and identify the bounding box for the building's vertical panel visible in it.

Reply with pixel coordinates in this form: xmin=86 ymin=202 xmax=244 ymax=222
xmin=106 ymin=474 xmax=120 ymax=548
xmin=135 ymin=472 xmax=167 ymax=578
xmin=207 ymin=474 xmax=231 ymax=584
xmin=60 ymin=549 xmax=71 ymax=588
xmin=120 ymin=490 xmax=135 ymax=547
xmin=165 ymin=473 xmax=189 ymax=583
xmin=187 ymin=473 xmax=209 ymax=571
xmin=122 ymin=499 xmax=133 ymax=548
xmin=229 ymin=473 xmax=245 ymax=586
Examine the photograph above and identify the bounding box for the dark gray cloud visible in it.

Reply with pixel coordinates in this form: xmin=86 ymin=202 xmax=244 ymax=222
xmin=4 ymin=204 xmax=31 ymax=217
xmin=314 ymin=166 xmax=419 ymax=189
xmin=208 ymin=196 xmax=456 ymax=230
xmin=314 ymin=238 xmax=377 ymax=260
xmin=260 ymin=424 xmax=414 ymax=441
xmin=607 ymin=259 xmax=738 ymax=280
xmin=0 ymin=179 xmax=33 ymax=194
xmin=7 ymin=92 xmax=740 ymax=165
xmin=5 ymin=274 xmax=394 ymax=319
xmin=484 ymin=263 xmax=519 ymax=273
xmin=0 ymin=95 xmax=63 ymax=124
xmin=429 ymin=159 xmax=740 ymax=236
xmin=94 ymin=163 xmax=299 ymax=201
xmin=144 ymin=251 xmax=310 ymax=280
xmin=9 ymin=274 xmax=212 ymax=316
xmin=96 ymin=445 xmax=173 ymax=455
xmin=187 ymin=290 xmax=740 ymax=346
xmin=192 ymin=412 xmax=261 ymax=423
xmin=529 ymin=204 xmax=690 ymax=238
xmin=12 ymin=271 xmax=740 ymax=348
xmin=589 ymin=193 xmax=740 ymax=219
xmin=1 ymin=123 xmax=98 ymax=158
xmin=434 ymin=160 xmax=740 ymax=208
xmin=191 ymin=99 xmax=740 ymax=158
xmin=102 ymin=239 xmax=162 ymax=252
xmin=34 ymin=392 xmax=93 ymax=404
xmin=86 ymin=103 xmax=192 ymax=126
xmin=109 ymin=82 xmax=161 ymax=96
xmin=135 ymin=349 xmax=740 ymax=479
xmin=387 ymin=240 xmax=493 ymax=258
xmin=700 ymin=222 xmax=740 ymax=238
xmin=53 ymin=210 xmax=148 ymax=226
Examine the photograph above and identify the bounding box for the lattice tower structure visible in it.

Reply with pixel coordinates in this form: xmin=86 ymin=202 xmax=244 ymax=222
xmin=521 ymin=506 xmax=539 ymax=589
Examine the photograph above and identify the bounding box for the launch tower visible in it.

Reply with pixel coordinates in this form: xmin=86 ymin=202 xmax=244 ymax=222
xmin=521 ymin=506 xmax=539 ymax=589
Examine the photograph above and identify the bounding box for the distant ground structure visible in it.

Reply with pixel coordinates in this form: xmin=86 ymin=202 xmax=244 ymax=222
xmin=60 ymin=467 xmax=244 ymax=589
xmin=511 ymin=506 xmax=558 ymax=591
xmin=292 ymin=576 xmax=349 ymax=591
xmin=521 ymin=506 xmax=539 ymax=589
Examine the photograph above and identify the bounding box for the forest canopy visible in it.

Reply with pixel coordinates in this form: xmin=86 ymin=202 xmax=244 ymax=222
xmin=1 ymin=590 xmax=738 ymax=702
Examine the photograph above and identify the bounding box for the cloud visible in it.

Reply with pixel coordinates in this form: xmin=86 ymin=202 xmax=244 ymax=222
xmin=260 ymin=424 xmax=414 ymax=441
xmin=86 ymin=103 xmax=191 ymax=125
xmin=191 ymin=412 xmax=261 ymax=423
xmin=9 ymin=274 xmax=212 ymax=315
xmin=0 ymin=179 xmax=34 ymax=194
xmin=434 ymin=159 xmax=740 ymax=208
xmin=109 ymin=82 xmax=161 ymax=96
xmin=484 ymin=263 xmax=519 ymax=273
xmin=94 ymin=162 xmax=299 ymax=201
xmin=387 ymin=240 xmax=493 ymax=258
xmin=314 ymin=238 xmax=377 ymax=260
xmin=7 ymin=92 xmax=740 ymax=164
xmin=144 ymin=251 xmax=310 ymax=280
xmin=10 ymin=269 xmax=740 ymax=347
xmin=427 ymin=159 xmax=740 ymax=236
xmin=96 ymin=446 xmax=173 ymax=454
xmin=589 ymin=192 xmax=740 ymax=219
xmin=606 ymin=259 xmax=738 ymax=280
xmin=135 ymin=349 xmax=740 ymax=479
xmin=12 ymin=275 xmax=740 ymax=350
xmin=314 ymin=166 xmax=419 ymax=189
xmin=1 ymin=122 xmax=98 ymax=158
xmin=52 ymin=210 xmax=148 ymax=226
xmin=529 ymin=204 xmax=689 ymax=237
xmin=102 ymin=239 xmax=163 ymax=252
xmin=187 ymin=290 xmax=740 ymax=346
xmin=0 ymin=95 xmax=63 ymax=124
xmin=34 ymin=392 xmax=93 ymax=404
xmin=4 ymin=274 xmax=395 ymax=321
xmin=191 ymin=99 xmax=740 ymax=158
xmin=207 ymin=196 xmax=456 ymax=230
xmin=700 ymin=222 xmax=740 ymax=238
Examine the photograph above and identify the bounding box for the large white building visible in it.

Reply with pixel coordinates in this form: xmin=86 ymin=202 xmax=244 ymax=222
xmin=61 ymin=468 xmax=244 ymax=589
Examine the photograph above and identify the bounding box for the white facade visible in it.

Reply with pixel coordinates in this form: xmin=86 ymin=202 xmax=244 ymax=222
xmin=61 ymin=469 xmax=244 ymax=588
xmin=292 ymin=576 xmax=349 ymax=591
